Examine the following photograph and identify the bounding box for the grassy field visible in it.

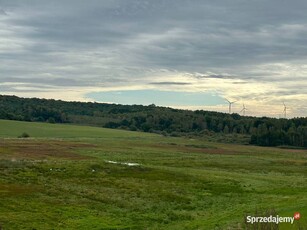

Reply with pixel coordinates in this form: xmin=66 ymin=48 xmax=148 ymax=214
xmin=0 ymin=119 xmax=306 ymax=229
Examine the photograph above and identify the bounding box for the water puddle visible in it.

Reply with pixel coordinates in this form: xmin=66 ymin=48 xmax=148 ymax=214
xmin=105 ymin=160 xmax=140 ymax=166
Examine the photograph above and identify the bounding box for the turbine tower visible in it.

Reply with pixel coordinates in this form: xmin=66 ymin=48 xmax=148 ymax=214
xmin=283 ymin=102 xmax=287 ymax=118
xmin=226 ymin=98 xmax=236 ymax=114
xmin=240 ymin=103 xmax=247 ymax=116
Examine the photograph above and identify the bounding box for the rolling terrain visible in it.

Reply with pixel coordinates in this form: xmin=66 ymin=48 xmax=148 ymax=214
xmin=0 ymin=119 xmax=306 ymax=229
xmin=1 ymin=94 xmax=307 ymax=148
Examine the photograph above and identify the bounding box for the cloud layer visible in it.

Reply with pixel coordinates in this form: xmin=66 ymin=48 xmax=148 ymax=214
xmin=1 ymin=0 xmax=307 ymax=117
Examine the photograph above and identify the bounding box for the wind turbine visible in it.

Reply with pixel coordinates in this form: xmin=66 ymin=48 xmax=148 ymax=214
xmin=226 ymin=98 xmax=236 ymax=114
xmin=240 ymin=103 xmax=247 ymax=116
xmin=283 ymin=102 xmax=287 ymax=118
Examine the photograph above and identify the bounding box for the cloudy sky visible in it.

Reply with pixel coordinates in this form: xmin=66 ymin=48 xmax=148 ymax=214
xmin=1 ymin=0 xmax=307 ymax=117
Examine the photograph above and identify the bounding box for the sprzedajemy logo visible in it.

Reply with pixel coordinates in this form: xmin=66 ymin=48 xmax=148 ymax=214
xmin=246 ymin=212 xmax=301 ymax=225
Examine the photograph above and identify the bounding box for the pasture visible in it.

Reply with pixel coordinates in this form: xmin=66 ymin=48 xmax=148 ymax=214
xmin=0 ymin=119 xmax=306 ymax=229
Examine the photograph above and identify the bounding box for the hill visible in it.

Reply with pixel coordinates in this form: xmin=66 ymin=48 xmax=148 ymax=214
xmin=0 ymin=94 xmax=306 ymax=147
xmin=0 ymin=119 xmax=307 ymax=229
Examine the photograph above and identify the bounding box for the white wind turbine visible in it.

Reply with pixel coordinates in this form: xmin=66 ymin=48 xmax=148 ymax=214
xmin=283 ymin=102 xmax=287 ymax=118
xmin=226 ymin=98 xmax=236 ymax=114
xmin=240 ymin=103 xmax=247 ymax=116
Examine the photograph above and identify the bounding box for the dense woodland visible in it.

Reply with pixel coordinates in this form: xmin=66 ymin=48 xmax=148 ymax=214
xmin=0 ymin=95 xmax=306 ymax=148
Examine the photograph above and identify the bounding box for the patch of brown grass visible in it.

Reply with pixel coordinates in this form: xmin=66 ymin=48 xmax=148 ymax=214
xmin=0 ymin=184 xmax=38 ymax=196
xmin=150 ymin=143 xmax=239 ymax=155
xmin=0 ymin=139 xmax=95 ymax=160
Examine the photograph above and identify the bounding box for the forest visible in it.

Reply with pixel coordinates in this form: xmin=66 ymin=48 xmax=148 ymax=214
xmin=0 ymin=94 xmax=306 ymax=148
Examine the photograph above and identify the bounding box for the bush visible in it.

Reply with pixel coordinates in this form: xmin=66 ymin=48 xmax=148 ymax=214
xmin=18 ymin=132 xmax=30 ymax=138
xmin=47 ymin=117 xmax=56 ymax=123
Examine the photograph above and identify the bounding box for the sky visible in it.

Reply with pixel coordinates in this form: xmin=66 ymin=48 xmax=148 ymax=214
xmin=0 ymin=0 xmax=307 ymax=118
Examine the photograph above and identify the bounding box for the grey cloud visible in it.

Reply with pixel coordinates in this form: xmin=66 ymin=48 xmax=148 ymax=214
xmin=149 ymin=82 xmax=191 ymax=85
xmin=0 ymin=77 xmax=128 ymax=87
xmin=194 ymin=74 xmax=235 ymax=79
xmin=2 ymin=0 xmax=307 ymax=70
xmin=2 ymin=89 xmax=47 ymax=93
xmin=232 ymin=81 xmax=249 ymax=85
xmin=0 ymin=84 xmax=50 ymax=92
xmin=0 ymin=9 xmax=7 ymax=15
xmin=0 ymin=0 xmax=307 ymax=116
xmin=272 ymin=90 xmax=304 ymax=96
xmin=1 ymin=77 xmax=88 ymax=87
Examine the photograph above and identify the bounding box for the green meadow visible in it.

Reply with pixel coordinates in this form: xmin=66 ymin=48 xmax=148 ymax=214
xmin=0 ymin=119 xmax=306 ymax=229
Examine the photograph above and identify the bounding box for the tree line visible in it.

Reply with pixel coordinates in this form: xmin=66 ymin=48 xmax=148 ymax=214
xmin=0 ymin=95 xmax=306 ymax=147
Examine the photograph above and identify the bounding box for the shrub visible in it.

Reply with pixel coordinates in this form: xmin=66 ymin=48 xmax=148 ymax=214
xmin=18 ymin=132 xmax=30 ymax=138
xmin=47 ymin=117 xmax=56 ymax=123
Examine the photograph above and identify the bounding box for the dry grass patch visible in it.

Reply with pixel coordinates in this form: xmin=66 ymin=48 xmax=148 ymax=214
xmin=0 ymin=139 xmax=95 ymax=160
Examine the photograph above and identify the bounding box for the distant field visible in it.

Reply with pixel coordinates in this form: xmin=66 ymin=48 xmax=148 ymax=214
xmin=0 ymin=119 xmax=157 ymax=139
xmin=0 ymin=119 xmax=306 ymax=229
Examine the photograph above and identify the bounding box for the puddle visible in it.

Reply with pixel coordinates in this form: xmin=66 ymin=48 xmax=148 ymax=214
xmin=105 ymin=160 xmax=140 ymax=166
